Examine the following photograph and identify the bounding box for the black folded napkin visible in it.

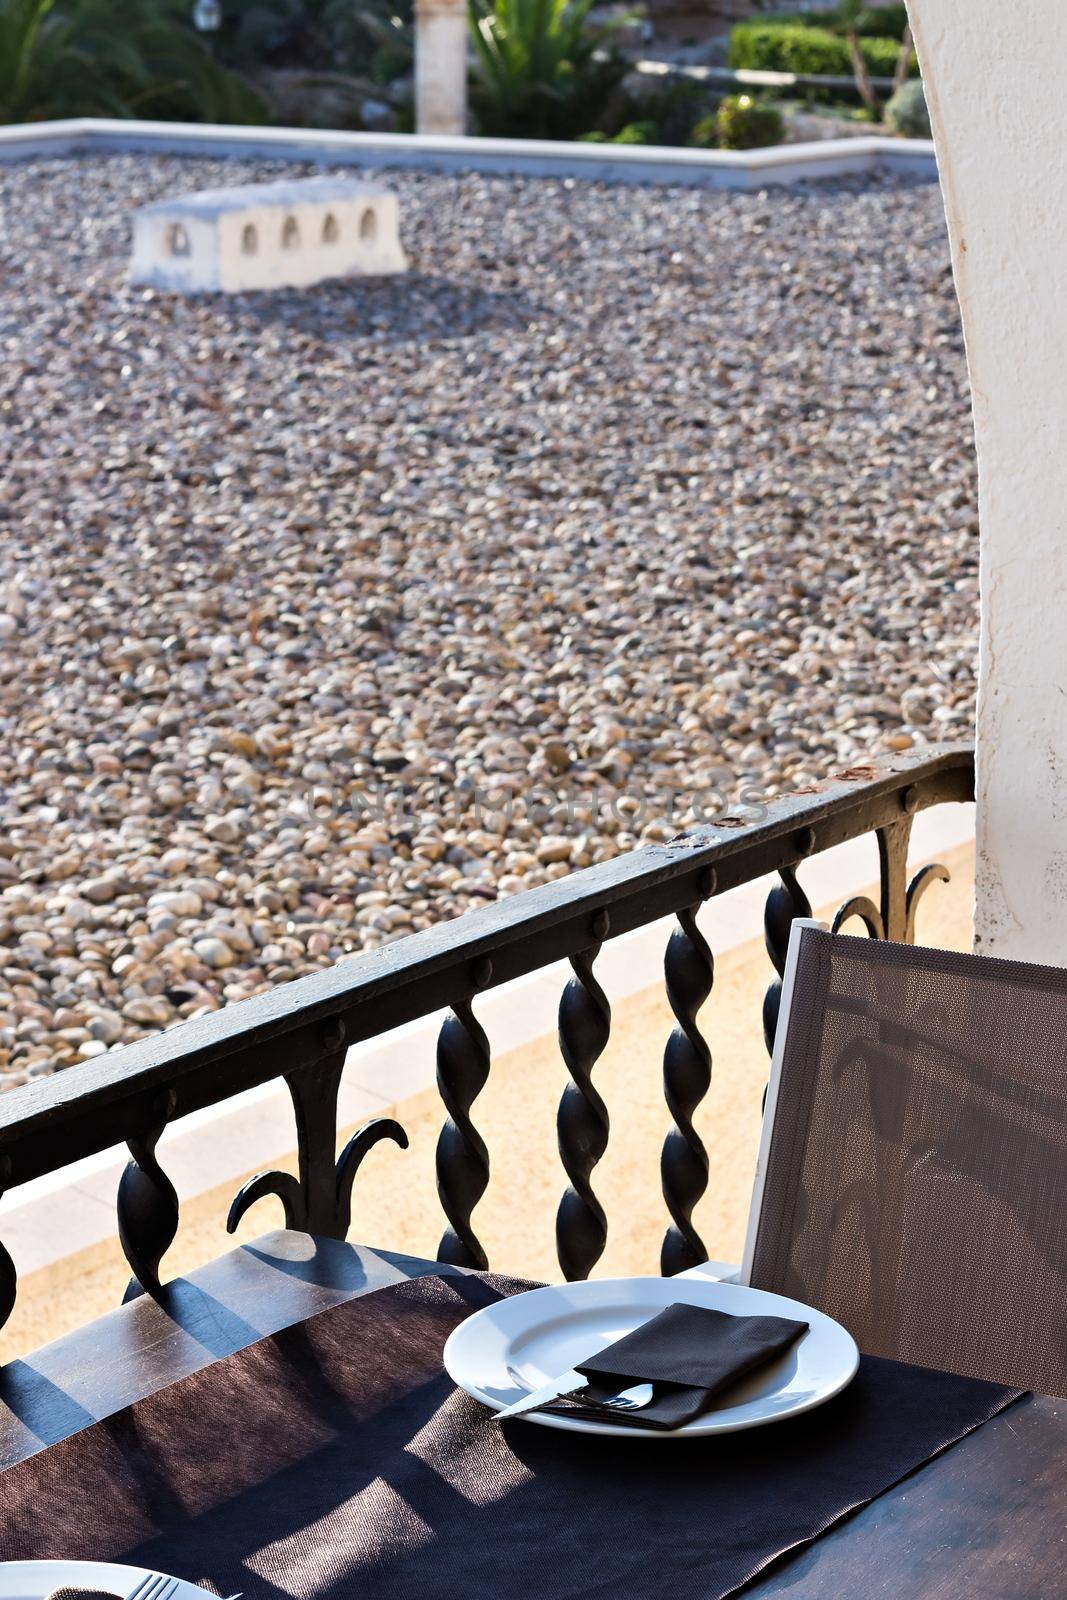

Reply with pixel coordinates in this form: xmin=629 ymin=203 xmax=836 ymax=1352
xmin=541 ymin=1302 xmax=809 ymax=1431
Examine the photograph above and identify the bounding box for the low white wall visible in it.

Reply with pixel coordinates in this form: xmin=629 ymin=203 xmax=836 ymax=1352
xmin=0 ymin=118 xmax=938 ymax=191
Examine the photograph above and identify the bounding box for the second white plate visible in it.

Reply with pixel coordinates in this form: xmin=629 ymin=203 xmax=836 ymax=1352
xmin=444 ymin=1275 xmax=859 ymax=1439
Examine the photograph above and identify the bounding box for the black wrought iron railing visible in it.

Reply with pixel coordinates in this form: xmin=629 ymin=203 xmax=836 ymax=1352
xmin=0 ymin=742 xmax=975 ymax=1342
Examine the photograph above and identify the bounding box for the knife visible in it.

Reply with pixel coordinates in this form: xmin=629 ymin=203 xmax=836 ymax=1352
xmin=491 ymin=1369 xmax=586 ymax=1421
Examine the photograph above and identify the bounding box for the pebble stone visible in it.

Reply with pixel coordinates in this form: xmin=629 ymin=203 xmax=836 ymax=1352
xmin=0 ymin=156 xmax=978 ymax=1082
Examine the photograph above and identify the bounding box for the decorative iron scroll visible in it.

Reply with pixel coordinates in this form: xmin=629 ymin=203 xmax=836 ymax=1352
xmin=228 ymin=1020 xmax=407 ymax=1240
xmin=833 ymin=813 xmax=951 ymax=943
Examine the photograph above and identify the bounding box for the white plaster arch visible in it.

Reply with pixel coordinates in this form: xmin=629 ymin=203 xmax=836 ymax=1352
xmin=908 ymin=1 xmax=1067 ymax=958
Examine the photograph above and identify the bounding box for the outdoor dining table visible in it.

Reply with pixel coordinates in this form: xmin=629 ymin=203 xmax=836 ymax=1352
xmin=0 ymin=1230 xmax=1063 ymax=1599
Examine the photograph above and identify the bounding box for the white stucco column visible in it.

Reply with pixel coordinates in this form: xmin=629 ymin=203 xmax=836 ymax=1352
xmin=908 ymin=1 xmax=1067 ymax=959
xmin=415 ymin=0 xmax=468 ymax=136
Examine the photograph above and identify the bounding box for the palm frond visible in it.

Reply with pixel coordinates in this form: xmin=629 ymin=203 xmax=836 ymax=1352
xmin=468 ymin=0 xmax=628 ymax=140
xmin=0 ymin=0 xmax=266 ymax=125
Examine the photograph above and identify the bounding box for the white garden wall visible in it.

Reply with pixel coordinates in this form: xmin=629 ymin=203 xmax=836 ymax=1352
xmin=0 ymin=118 xmax=936 ymax=190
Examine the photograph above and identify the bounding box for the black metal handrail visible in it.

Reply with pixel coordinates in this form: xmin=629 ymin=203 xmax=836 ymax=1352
xmin=0 ymin=742 xmax=974 ymax=1340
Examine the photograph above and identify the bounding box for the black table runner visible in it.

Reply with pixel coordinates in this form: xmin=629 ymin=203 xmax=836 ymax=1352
xmin=0 ymin=1273 xmax=1021 ymax=1600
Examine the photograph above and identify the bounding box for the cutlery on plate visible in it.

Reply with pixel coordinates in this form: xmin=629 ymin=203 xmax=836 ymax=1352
xmin=125 ymin=1576 xmax=180 ymax=1600
xmin=600 ymin=1382 xmax=655 ymax=1412
xmin=493 ymin=1375 xmax=654 ymax=1422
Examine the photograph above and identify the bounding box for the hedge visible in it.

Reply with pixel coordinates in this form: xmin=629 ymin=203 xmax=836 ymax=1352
xmin=728 ymin=23 xmax=917 ymax=81
xmin=760 ymin=5 xmax=910 ymax=41
xmin=850 ymin=5 xmax=911 ymax=37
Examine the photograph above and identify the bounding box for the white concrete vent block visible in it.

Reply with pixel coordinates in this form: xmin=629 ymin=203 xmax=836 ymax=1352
xmin=130 ymin=176 xmax=407 ymax=293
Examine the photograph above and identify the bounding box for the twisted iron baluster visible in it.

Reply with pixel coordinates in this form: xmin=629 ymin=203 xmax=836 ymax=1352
xmin=118 ymin=1088 xmax=179 ymax=1301
xmin=556 ymin=910 xmax=612 ymax=1281
xmin=660 ymin=876 xmax=715 ymax=1276
xmin=436 ymin=958 xmax=493 ymax=1270
xmin=229 ymin=1019 xmax=406 ymax=1239
xmin=0 ymin=1156 xmax=17 ymax=1338
xmin=763 ymin=845 xmax=814 ymax=1059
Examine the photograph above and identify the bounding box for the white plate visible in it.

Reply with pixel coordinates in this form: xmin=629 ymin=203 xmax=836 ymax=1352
xmin=0 ymin=1565 xmax=218 ymax=1600
xmin=444 ymin=1276 xmax=859 ymax=1439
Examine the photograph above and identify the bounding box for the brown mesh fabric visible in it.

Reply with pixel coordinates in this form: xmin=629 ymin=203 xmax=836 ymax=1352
xmin=749 ymin=927 xmax=1067 ymax=1397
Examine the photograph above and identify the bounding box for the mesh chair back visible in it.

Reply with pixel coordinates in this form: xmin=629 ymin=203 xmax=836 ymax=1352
xmin=746 ymin=925 xmax=1067 ymax=1396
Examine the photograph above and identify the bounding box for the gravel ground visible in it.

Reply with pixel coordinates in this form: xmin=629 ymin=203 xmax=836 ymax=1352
xmin=0 ymin=157 xmax=978 ymax=1082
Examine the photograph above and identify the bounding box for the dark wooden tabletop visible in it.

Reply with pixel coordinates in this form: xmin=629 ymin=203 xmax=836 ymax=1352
xmin=1 ymin=1232 xmax=1062 ymax=1599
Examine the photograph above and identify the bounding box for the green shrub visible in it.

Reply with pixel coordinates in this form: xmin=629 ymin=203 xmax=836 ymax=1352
xmin=468 ymin=0 xmax=629 ymax=141
xmin=885 ymin=76 xmax=930 ymax=138
xmin=0 ymin=0 xmax=265 ymax=123
xmin=612 ymin=118 xmax=655 ymax=143
xmin=714 ymin=93 xmax=784 ymax=150
xmin=577 ymin=122 xmax=655 ymax=144
xmin=579 ymin=117 xmax=655 ymax=143
xmin=854 ymin=4 xmax=910 ymax=37
xmin=688 ymin=112 xmax=716 ymax=148
xmin=760 ymin=5 xmax=909 ymax=40
xmin=729 ymin=21 xmax=915 ymax=81
xmin=611 ymin=77 xmax=714 ymax=147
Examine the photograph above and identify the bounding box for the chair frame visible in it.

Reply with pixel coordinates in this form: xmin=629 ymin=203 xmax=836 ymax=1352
xmin=740 ymin=917 xmax=828 ymax=1287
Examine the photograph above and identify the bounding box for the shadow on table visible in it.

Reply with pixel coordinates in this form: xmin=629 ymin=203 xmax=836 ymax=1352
xmin=0 ymin=1239 xmax=463 ymax=1465
xmin=0 ymin=1269 xmax=1024 ymax=1600
xmin=0 ymin=1361 xmax=99 ymax=1454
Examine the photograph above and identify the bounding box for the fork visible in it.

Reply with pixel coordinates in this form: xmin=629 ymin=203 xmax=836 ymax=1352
xmin=125 ymin=1576 xmax=180 ymax=1600
xmin=598 ymin=1382 xmax=654 ymax=1411
xmin=124 ymin=1574 xmax=242 ymax=1600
